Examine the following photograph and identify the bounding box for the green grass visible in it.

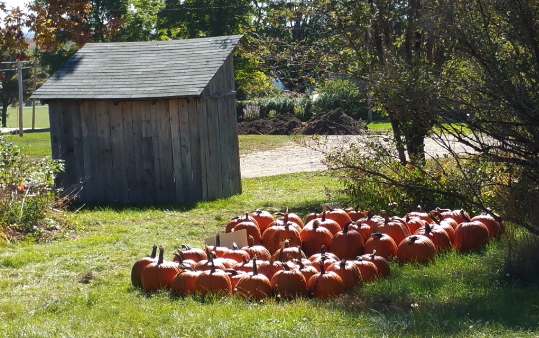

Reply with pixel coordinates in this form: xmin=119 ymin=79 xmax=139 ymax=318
xmin=238 ymin=135 xmax=295 ymax=155
xmin=4 ymin=106 xmax=50 ymax=129
xmin=1 ymin=170 xmax=538 ymax=337
xmin=1 ymin=116 xmax=538 ymax=337
xmin=366 ymin=119 xmax=391 ymax=131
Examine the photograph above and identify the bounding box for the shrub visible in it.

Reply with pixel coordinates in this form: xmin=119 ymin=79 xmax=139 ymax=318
xmin=322 ymin=134 xmax=499 ymax=216
xmin=311 ymin=79 xmax=373 ymax=121
xmin=0 ymin=135 xmax=66 ymax=242
xmin=237 ymin=94 xmax=313 ymax=122
xmin=504 ymin=226 xmax=539 ymax=286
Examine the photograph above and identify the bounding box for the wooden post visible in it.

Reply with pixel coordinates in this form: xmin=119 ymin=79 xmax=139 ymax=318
xmin=32 ymin=57 xmax=36 ymax=130
xmin=17 ymin=57 xmax=23 ymax=137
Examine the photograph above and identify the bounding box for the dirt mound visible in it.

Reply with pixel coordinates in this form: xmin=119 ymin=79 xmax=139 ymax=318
xmin=237 ymin=114 xmax=303 ymax=135
xmin=237 ymin=109 xmax=366 ymax=135
xmin=301 ymin=109 xmax=366 ymax=135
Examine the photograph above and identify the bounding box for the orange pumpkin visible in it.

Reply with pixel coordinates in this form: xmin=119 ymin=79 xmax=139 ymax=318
xmin=397 ymin=235 xmax=437 ymax=264
xmin=131 ymin=244 xmax=158 ymax=288
xmin=234 ymin=258 xmax=272 ymax=300
xmin=364 ymin=233 xmax=398 ymax=260
xmin=141 ymin=246 xmax=182 ymax=292
xmin=307 ymin=262 xmax=345 ymax=299
xmin=330 ymin=221 xmax=365 ymax=259
xmin=270 ymin=262 xmax=308 ymax=299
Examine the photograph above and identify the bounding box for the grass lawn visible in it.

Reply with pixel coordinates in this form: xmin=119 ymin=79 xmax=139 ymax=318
xmin=1 ymin=115 xmax=538 ymax=337
xmin=0 ymin=170 xmax=538 ymax=337
xmin=4 ymin=106 xmax=50 ymax=129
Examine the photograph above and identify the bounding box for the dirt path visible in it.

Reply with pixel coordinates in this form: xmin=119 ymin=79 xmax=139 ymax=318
xmin=240 ymin=134 xmax=472 ymax=178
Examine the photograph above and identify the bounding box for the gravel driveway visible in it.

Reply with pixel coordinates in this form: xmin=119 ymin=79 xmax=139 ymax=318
xmin=240 ymin=134 xmax=473 ymax=178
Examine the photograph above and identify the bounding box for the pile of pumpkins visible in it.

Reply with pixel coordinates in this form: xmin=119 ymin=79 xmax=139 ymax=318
xmin=131 ymin=206 xmax=503 ymax=300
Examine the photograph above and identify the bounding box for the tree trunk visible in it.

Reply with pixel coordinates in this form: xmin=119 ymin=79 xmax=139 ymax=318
xmin=1 ymin=101 xmax=7 ymax=128
xmin=389 ymin=116 xmax=407 ymax=164
xmin=406 ymin=127 xmax=426 ymax=165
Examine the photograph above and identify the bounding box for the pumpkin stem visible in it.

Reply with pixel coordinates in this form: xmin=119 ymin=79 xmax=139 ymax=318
xmin=209 ymin=253 xmax=216 ymax=274
xmin=224 ymin=268 xmax=239 ymax=276
xmin=284 ymin=239 xmax=290 ymax=248
xmin=150 ymin=244 xmax=158 ymax=258
xmin=252 ymin=257 xmax=258 ymax=275
xmin=215 ymin=233 xmax=221 ymax=247
xmin=312 ymin=219 xmax=320 ymax=229
xmin=343 ymin=221 xmax=353 ymax=233
xmin=381 ymin=210 xmax=389 ymax=224
xmin=283 ymin=262 xmax=291 ymax=271
xmin=461 ymin=209 xmax=471 ymax=222
xmin=321 ymin=211 xmax=327 ymax=222
xmin=319 ymin=261 xmax=325 ymax=275
xmin=157 ymin=246 xmax=165 ymax=265
xmin=409 ymin=235 xmax=419 ymax=243
xmin=298 ymin=246 xmax=306 ymax=258
xmin=173 ymin=252 xmax=183 ymax=264
xmin=370 ymin=249 xmax=377 ymax=259
xmin=232 ymin=242 xmax=239 ymax=250
xmin=181 ymin=243 xmax=191 ymax=251
xmin=320 ymin=245 xmax=327 ymax=256
xmin=371 ymin=232 xmax=383 ymax=239
xmin=424 ymin=221 xmax=432 ymax=234
xmin=295 ymin=259 xmax=305 ymax=269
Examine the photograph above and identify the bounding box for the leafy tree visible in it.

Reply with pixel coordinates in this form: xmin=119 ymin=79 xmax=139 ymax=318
xmin=323 ymin=0 xmax=539 ymax=237
xmin=156 ymin=0 xmax=253 ymax=39
xmin=28 ymin=0 xmax=128 ymax=74
xmin=114 ymin=0 xmax=165 ymax=41
xmin=319 ymin=0 xmax=449 ymax=164
xmin=0 ymin=5 xmax=30 ymax=127
xmin=252 ymin=0 xmax=332 ymax=93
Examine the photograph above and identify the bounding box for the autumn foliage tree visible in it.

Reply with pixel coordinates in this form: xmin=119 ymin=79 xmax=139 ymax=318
xmin=0 ymin=5 xmax=30 ymax=127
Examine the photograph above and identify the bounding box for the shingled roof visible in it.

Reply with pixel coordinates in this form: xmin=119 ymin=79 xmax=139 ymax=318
xmin=31 ymin=35 xmax=243 ymax=100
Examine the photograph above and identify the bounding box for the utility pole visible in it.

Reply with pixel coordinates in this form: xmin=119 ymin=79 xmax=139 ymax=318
xmin=32 ymin=56 xmax=37 ymax=130
xmin=17 ymin=55 xmax=23 ymax=137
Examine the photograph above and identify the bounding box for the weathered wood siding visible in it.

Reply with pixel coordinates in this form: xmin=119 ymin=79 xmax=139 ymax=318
xmin=48 ymin=95 xmax=241 ymax=204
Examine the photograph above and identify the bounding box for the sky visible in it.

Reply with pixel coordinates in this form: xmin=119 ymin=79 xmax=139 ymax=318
xmin=1 ymin=0 xmax=28 ymax=10
xmin=1 ymin=0 xmax=33 ymax=36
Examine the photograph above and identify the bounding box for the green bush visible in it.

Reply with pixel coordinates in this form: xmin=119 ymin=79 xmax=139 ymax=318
xmin=0 ymin=135 xmax=65 ymax=241
xmin=323 ymin=136 xmax=499 ymax=215
xmin=237 ymin=94 xmax=313 ymax=122
xmin=311 ymin=79 xmax=374 ymax=121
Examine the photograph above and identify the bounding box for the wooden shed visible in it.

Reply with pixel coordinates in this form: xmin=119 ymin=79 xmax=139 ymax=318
xmin=31 ymin=35 xmax=243 ymax=204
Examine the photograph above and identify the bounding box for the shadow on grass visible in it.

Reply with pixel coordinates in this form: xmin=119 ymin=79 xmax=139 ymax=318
xmin=320 ymin=244 xmax=539 ymax=335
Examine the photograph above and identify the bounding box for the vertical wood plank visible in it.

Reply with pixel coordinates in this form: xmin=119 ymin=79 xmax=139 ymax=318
xmin=228 ymin=94 xmax=242 ymax=194
xmin=70 ymin=101 xmax=86 ymax=202
xmin=217 ymin=96 xmax=230 ymax=198
xmin=169 ymin=99 xmax=185 ymax=203
xmin=207 ymin=97 xmax=221 ymax=199
xmin=178 ymin=99 xmax=193 ymax=202
xmin=80 ymin=100 xmax=99 ymax=203
xmin=158 ymin=100 xmax=174 ymax=202
xmin=141 ymin=100 xmax=156 ymax=202
xmin=188 ymin=99 xmax=202 ymax=201
xmin=95 ymin=100 xmax=114 ymax=203
xmin=150 ymin=101 xmax=163 ymax=202
xmin=121 ymin=101 xmax=137 ymax=203
xmin=109 ymin=101 xmax=128 ymax=203
xmin=58 ymin=101 xmax=75 ymax=190
xmin=47 ymin=101 xmax=63 ymax=188
xmin=130 ymin=101 xmax=147 ymax=203
xmin=197 ymin=99 xmax=210 ymax=201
